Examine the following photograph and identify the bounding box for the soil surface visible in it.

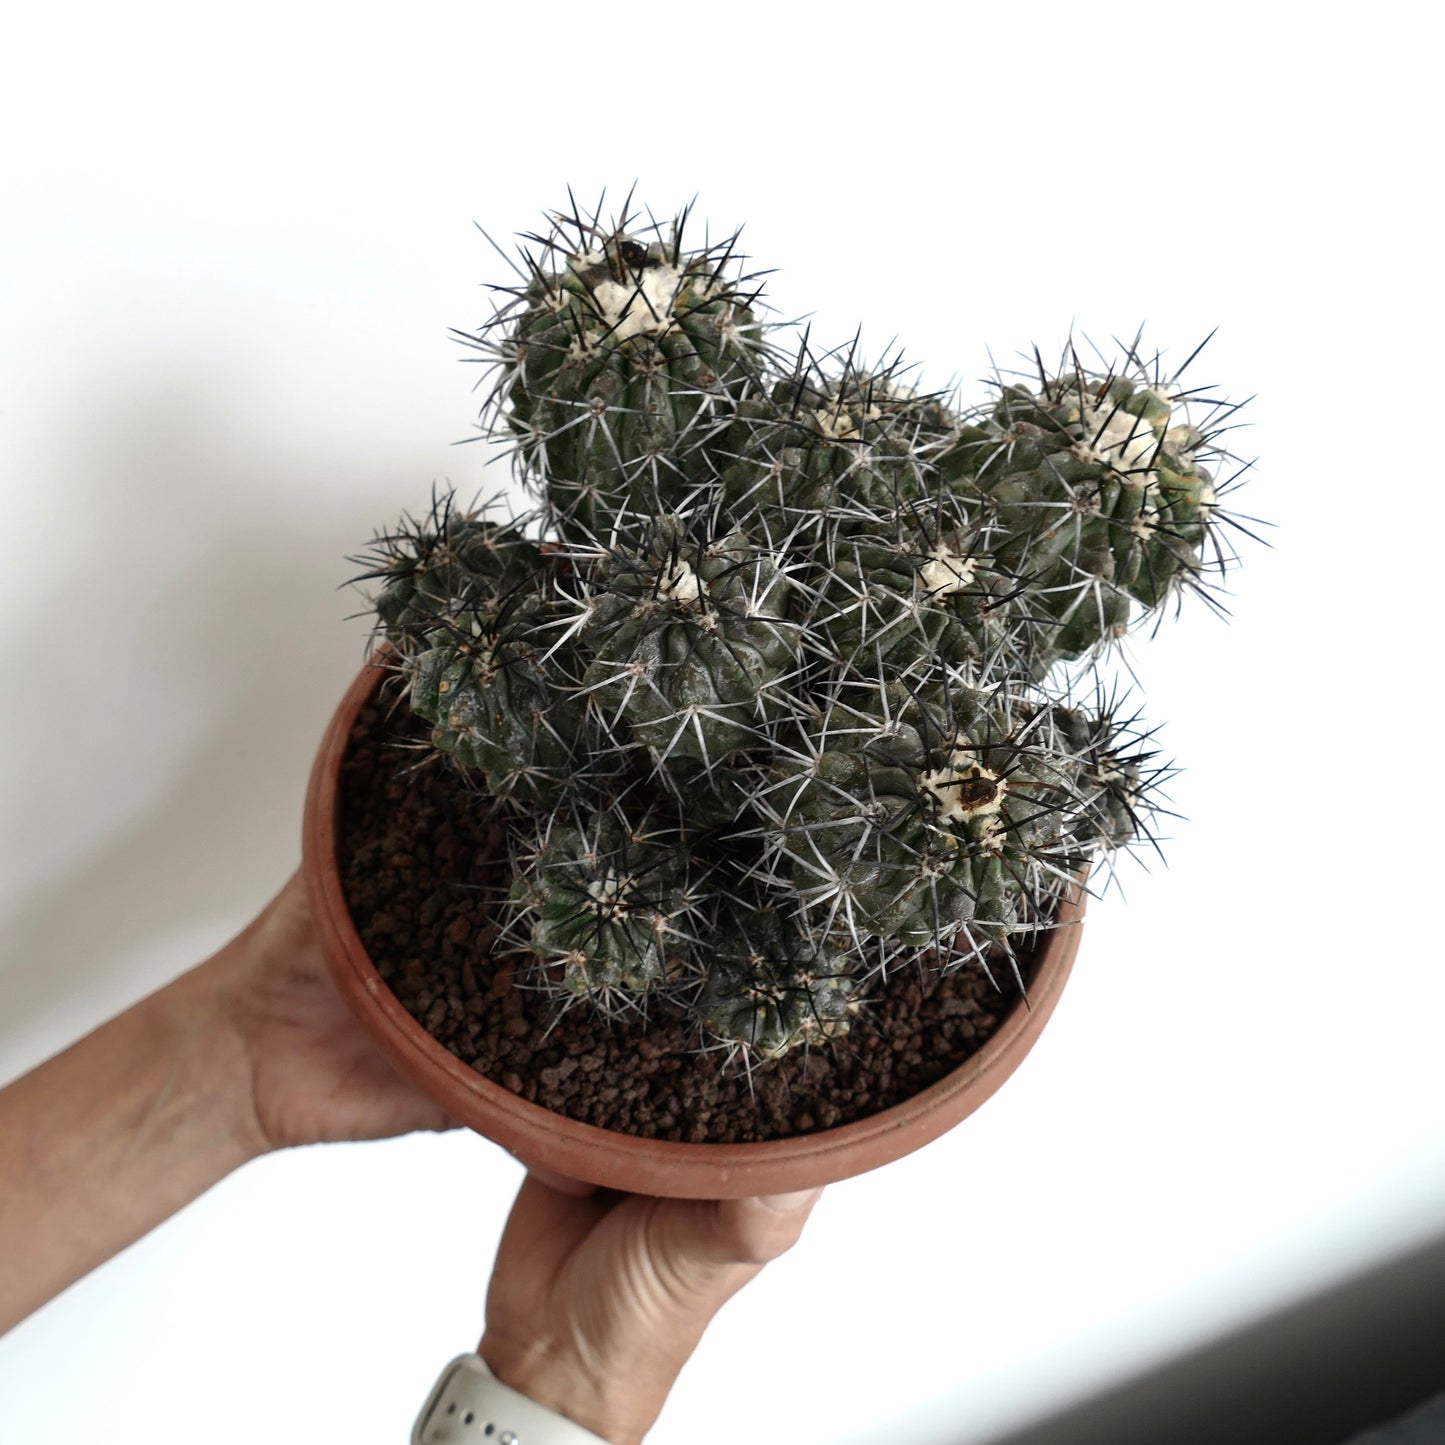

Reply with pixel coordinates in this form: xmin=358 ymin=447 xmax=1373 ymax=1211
xmin=336 ymin=687 xmax=1041 ymax=1144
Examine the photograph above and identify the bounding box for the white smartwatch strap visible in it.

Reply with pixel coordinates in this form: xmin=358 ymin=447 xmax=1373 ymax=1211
xmin=412 ymin=1353 xmax=610 ymax=1444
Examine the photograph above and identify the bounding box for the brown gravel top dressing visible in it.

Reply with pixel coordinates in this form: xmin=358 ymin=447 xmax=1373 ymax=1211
xmin=337 ymin=694 xmax=1041 ymax=1145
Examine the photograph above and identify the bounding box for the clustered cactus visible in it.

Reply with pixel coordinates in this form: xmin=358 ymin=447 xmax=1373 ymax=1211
xmin=353 ymin=197 xmax=1248 ymax=1063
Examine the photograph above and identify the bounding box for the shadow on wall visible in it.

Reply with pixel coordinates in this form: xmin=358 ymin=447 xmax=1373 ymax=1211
xmin=1 ymin=352 xmax=508 ymax=1068
xmin=977 ymin=1229 xmax=1445 ymax=1445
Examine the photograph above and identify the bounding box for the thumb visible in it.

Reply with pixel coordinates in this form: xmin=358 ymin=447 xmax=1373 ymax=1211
xmin=716 ymin=1188 xmax=824 ymax=1265
xmin=654 ymin=1188 xmax=823 ymax=1280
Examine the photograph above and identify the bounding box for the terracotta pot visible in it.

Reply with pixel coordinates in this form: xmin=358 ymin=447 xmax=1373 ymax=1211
xmin=303 ymin=656 xmax=1087 ymax=1199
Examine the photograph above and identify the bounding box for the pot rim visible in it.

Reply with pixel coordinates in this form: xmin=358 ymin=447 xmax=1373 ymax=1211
xmin=303 ymin=653 xmax=1086 ymax=1197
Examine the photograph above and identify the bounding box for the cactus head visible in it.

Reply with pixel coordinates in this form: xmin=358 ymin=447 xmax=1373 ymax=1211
xmin=936 ymin=338 xmax=1243 ymax=667
xmin=510 ymin=809 xmax=689 ymax=1004
xmin=459 ymin=197 xmax=771 ymax=544
xmin=580 ymin=515 xmax=799 ymax=770
xmin=763 ymin=676 xmax=1107 ymax=954
xmin=695 ymin=924 xmax=858 ymax=1059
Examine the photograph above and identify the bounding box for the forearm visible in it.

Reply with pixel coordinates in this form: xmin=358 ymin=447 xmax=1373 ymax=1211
xmin=0 ymin=951 xmax=264 ymax=1333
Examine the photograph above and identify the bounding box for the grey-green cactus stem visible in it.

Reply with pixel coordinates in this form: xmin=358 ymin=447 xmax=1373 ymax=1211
xmin=717 ymin=356 xmax=959 ymax=545
xmin=404 ymin=600 xmax=583 ymax=808
xmin=581 ymin=517 xmax=798 ymax=768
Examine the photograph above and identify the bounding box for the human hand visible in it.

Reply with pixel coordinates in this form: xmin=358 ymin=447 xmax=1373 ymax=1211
xmin=218 ymin=868 xmax=453 ymax=1152
xmin=478 ymin=1169 xmax=822 ymax=1444
xmin=0 ymin=867 xmax=454 ymax=1334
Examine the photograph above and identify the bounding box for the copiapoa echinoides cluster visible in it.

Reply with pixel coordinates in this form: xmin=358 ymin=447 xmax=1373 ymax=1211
xmin=350 ymin=196 xmax=1252 ymax=1065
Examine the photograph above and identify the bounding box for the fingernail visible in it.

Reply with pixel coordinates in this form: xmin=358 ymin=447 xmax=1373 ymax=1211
xmin=757 ymin=1187 xmax=823 ymax=1213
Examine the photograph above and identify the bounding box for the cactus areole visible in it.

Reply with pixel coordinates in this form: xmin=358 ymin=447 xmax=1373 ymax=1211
xmin=305 ymin=198 xmax=1250 ymax=1194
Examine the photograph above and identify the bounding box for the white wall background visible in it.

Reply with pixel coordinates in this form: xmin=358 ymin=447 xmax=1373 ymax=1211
xmin=2 ymin=3 xmax=1440 ymax=1441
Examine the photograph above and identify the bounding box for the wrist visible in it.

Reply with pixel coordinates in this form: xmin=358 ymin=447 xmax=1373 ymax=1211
xmin=171 ymin=948 xmax=274 ymax=1167
xmin=416 ymin=1355 xmax=613 ymax=1445
xmin=478 ymin=1330 xmax=648 ymax=1445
